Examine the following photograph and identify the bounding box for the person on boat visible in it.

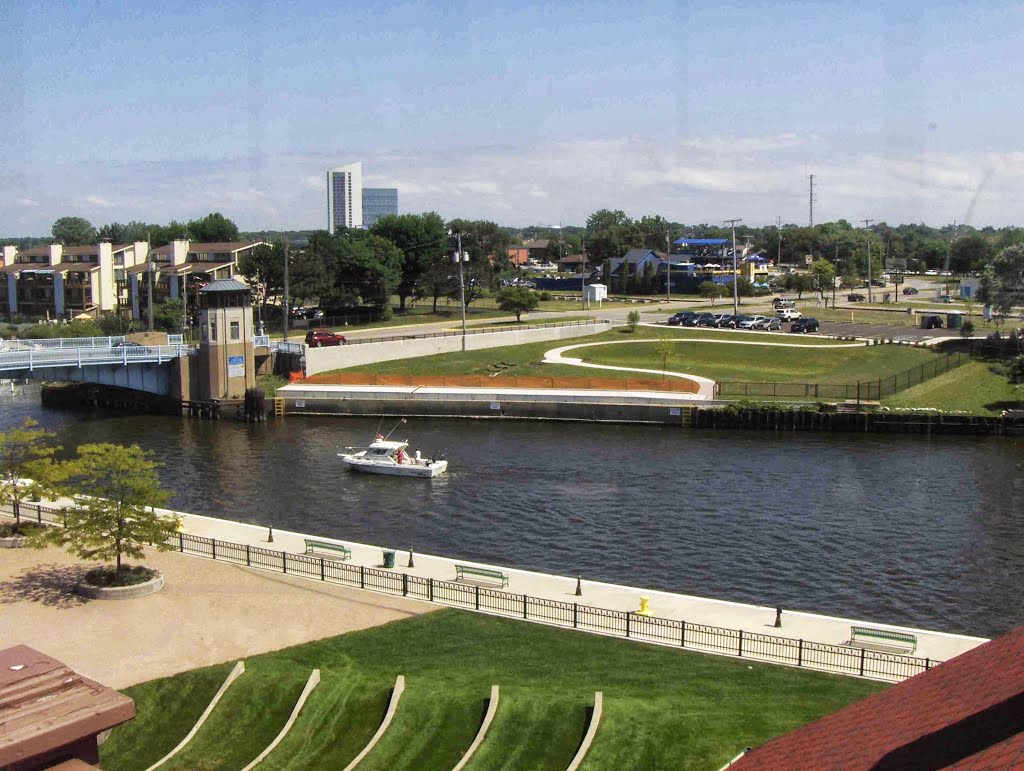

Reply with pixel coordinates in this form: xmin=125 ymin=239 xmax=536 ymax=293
xmin=396 ymin=448 xmax=405 ymax=464
xmin=414 ymin=450 xmax=422 ymax=463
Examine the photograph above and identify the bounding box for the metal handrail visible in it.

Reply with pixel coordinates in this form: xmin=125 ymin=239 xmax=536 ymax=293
xmin=0 ymin=344 xmax=191 ymax=372
xmin=0 ymin=335 xmax=126 ymax=350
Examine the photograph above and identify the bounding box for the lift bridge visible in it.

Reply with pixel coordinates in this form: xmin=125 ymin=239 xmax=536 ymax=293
xmin=0 ymin=334 xmax=277 ymax=397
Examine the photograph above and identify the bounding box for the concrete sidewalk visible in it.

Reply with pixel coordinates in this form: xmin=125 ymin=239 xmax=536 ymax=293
xmin=173 ymin=509 xmax=987 ymax=667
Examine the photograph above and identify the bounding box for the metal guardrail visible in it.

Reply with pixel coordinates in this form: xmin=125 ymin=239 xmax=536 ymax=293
xmin=0 ymin=344 xmax=191 ymax=372
xmin=5 ymin=501 xmax=941 ymax=683
xmin=0 ymin=335 xmax=126 ymax=350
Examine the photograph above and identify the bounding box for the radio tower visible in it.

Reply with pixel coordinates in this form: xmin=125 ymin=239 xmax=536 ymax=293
xmin=808 ymin=174 xmax=816 ymax=228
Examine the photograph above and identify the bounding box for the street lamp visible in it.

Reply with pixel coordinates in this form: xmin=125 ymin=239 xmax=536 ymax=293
xmin=282 ymin=240 xmax=290 ymax=342
xmin=451 ymin=232 xmax=469 ymax=349
xmin=861 ymin=219 xmax=874 ymax=303
xmin=724 ymin=219 xmax=742 ymax=316
xmin=147 ymin=260 xmax=156 ymax=332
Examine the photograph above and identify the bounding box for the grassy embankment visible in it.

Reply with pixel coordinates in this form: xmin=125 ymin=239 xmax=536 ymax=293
xmin=334 ymin=326 xmax=938 ymax=386
xmin=101 ymin=610 xmax=883 ymax=771
xmin=882 ymin=361 xmax=1023 ymax=414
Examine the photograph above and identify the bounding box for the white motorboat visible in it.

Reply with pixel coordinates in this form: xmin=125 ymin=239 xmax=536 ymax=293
xmin=338 ymin=439 xmax=448 ymax=478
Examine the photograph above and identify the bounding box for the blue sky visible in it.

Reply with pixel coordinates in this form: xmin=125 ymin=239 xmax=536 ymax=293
xmin=2 ymin=0 xmax=1022 ymax=235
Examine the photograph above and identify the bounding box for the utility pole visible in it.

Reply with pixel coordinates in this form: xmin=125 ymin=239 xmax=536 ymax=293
xmin=453 ymin=232 xmax=468 ymax=350
xmin=581 ymin=234 xmax=589 ymax=309
xmin=861 ymin=219 xmax=874 ymax=303
xmin=146 ymin=231 xmax=154 ymax=333
xmin=808 ymin=175 xmax=815 ymax=228
xmin=776 ymin=216 xmax=782 ymax=267
xmin=282 ymin=240 xmax=290 ymax=342
xmin=665 ymin=231 xmax=671 ymax=302
xmin=724 ymin=218 xmax=742 ymax=315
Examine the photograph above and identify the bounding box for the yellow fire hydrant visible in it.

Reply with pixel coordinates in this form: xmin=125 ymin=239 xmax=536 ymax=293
xmin=637 ymin=596 xmax=650 ymax=616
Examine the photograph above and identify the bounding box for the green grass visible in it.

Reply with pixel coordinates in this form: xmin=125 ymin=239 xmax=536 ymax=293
xmin=101 ymin=610 xmax=883 ymax=771
xmin=883 ymin=361 xmax=1024 ymax=414
xmin=336 ymin=327 xmax=942 ymax=387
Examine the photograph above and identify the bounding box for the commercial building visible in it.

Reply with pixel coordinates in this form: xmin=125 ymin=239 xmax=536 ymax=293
xmin=327 ymin=162 xmax=363 ymax=232
xmin=362 ymin=187 xmax=398 ymax=226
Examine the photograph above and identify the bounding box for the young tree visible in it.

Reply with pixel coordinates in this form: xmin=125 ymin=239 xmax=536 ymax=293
xmin=495 ymin=287 xmax=539 ymax=322
xmin=699 ymin=281 xmax=727 ymax=305
xmin=626 ymin=309 xmax=641 ymax=332
xmin=654 ymin=338 xmax=674 ymax=378
xmin=36 ymin=444 xmax=179 ymax=579
xmin=0 ymin=419 xmax=63 ymax=523
xmin=52 ymin=217 xmax=97 ymax=246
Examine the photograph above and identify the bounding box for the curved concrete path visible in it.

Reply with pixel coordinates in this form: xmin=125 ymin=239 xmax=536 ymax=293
xmin=240 ymin=668 xmax=321 ymax=771
xmin=566 ymin=692 xmax=603 ymax=771
xmin=145 ymin=660 xmax=246 ymax=771
xmin=342 ymin=675 xmax=406 ymax=771
xmin=451 ymin=685 xmax=500 ymax=771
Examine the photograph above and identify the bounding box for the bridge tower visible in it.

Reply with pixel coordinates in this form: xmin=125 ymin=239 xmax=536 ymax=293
xmin=197 ymin=279 xmax=255 ymax=401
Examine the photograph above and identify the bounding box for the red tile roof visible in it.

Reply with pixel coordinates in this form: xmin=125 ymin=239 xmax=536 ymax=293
xmin=735 ymin=626 xmax=1024 ymax=771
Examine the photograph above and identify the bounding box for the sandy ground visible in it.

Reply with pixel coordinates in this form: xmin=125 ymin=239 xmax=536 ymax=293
xmin=0 ymin=545 xmax=435 ymax=690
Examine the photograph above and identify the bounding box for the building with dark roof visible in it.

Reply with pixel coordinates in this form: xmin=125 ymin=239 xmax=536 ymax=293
xmin=733 ymin=624 xmax=1024 ymax=770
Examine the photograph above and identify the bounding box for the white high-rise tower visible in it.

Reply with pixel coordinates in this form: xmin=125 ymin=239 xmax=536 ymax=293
xmin=327 ymin=162 xmax=363 ymax=232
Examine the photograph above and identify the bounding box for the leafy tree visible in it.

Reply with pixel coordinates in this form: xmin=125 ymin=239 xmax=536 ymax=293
xmin=585 ymin=209 xmax=639 ymax=264
xmin=960 ymin=320 xmax=975 ymax=339
xmin=950 ymin=233 xmax=993 ymax=274
xmin=699 ymin=281 xmax=727 ymax=305
xmin=980 ymin=244 xmax=1024 ymax=318
xmin=187 ymin=212 xmax=239 ymax=243
xmin=0 ymin=419 xmax=63 ymax=523
xmin=150 ymin=220 xmax=188 ymax=247
xmin=420 ymin=254 xmax=457 ymax=313
xmin=637 ymin=215 xmax=673 ymax=252
xmin=35 ymin=444 xmax=179 ymax=578
xmin=236 ymin=243 xmax=284 ymax=322
xmin=97 ymin=222 xmax=128 ymax=243
xmin=495 ymin=287 xmax=539 ymax=322
xmin=96 ymin=312 xmax=141 ymax=337
xmin=371 ymin=212 xmax=447 ymax=310
xmin=287 ymin=246 xmax=331 ymax=310
xmin=782 ymin=273 xmax=816 ymax=299
xmin=52 ymin=217 xmax=97 ymax=246
xmin=307 ymin=230 xmax=402 ymax=309
xmin=1008 ymin=355 xmax=1024 ymax=384
xmin=810 ymin=259 xmax=837 ymax=292
xmin=153 ymin=298 xmax=185 ymax=332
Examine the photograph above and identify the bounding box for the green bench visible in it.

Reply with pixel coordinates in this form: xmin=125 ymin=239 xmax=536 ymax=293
xmin=455 ymin=565 xmax=509 ymax=588
xmin=304 ymin=539 xmax=352 ymax=561
xmin=849 ymin=626 xmax=917 ymax=654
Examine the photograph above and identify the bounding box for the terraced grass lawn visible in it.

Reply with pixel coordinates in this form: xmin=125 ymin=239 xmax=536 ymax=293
xmin=101 ymin=610 xmax=883 ymax=771
xmin=336 ymin=326 xmax=943 ymax=386
xmin=882 ymin=361 xmax=1024 ymax=414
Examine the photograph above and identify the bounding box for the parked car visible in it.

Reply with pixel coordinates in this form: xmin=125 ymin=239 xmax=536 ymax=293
xmin=937 ymin=295 xmax=955 ymax=303
xmin=772 ymin=298 xmax=796 ymax=309
xmin=775 ymin=307 xmax=802 ymax=321
xmin=791 ymin=317 xmax=820 ymax=333
xmin=921 ymin=315 xmax=945 ymax=330
xmin=667 ymin=312 xmax=695 ymax=326
xmin=694 ymin=313 xmax=718 ymax=327
xmin=112 ymin=341 xmax=144 ymax=348
xmin=737 ymin=315 xmax=766 ymax=330
xmin=760 ymin=318 xmax=782 ymax=331
xmin=870 ymin=279 xmax=886 ymax=287
xmin=305 ymin=329 xmax=347 ymax=347
xmin=712 ymin=313 xmax=731 ymax=327
xmin=681 ymin=314 xmax=704 ymax=327
xmin=902 ymin=287 xmax=919 ymax=295
xmin=847 ymin=293 xmax=866 ymax=302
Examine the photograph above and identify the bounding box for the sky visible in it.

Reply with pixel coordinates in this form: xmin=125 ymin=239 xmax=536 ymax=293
xmin=2 ymin=0 xmax=1023 ymax=235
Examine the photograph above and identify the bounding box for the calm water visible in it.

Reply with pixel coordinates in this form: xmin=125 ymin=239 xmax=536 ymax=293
xmin=4 ymin=384 xmax=1023 ymax=638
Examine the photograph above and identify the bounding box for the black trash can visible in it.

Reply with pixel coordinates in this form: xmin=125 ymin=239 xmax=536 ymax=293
xmin=383 ymin=550 xmax=396 ymax=569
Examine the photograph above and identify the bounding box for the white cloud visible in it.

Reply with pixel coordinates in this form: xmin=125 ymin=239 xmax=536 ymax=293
xmin=15 ymin=197 xmax=38 ymax=208
xmin=83 ymin=194 xmax=116 ymax=208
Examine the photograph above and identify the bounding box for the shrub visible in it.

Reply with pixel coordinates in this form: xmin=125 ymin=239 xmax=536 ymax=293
xmin=960 ymin=320 xmax=975 ymax=338
xmin=626 ymin=310 xmax=641 ymax=332
xmin=1008 ymin=355 xmax=1024 ymax=384
xmin=539 ymin=291 xmax=552 ymax=301
xmin=83 ymin=564 xmax=158 ymax=587
xmin=0 ymin=521 xmax=44 ymax=538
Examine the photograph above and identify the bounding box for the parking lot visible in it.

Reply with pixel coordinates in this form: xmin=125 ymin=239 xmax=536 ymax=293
xmin=815 ymin=320 xmax=942 ymax=342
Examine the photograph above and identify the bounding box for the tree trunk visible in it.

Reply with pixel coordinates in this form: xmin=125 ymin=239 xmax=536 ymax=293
xmin=399 ymin=293 xmax=408 ymax=311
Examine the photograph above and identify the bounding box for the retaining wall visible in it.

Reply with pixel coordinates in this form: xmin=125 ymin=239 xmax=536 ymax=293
xmin=304 ymin=321 xmax=610 ymax=375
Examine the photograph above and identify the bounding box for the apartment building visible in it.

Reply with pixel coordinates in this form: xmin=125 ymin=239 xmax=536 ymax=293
xmin=327 ymin=162 xmax=363 ymax=232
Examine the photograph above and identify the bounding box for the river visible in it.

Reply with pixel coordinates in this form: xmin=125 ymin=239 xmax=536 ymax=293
xmin=4 ymin=384 xmax=1023 ymax=638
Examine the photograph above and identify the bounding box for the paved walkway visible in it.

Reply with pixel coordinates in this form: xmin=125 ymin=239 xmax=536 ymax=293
xmin=0 ymin=542 xmax=434 ymax=690
xmin=170 ymin=509 xmax=986 ymax=666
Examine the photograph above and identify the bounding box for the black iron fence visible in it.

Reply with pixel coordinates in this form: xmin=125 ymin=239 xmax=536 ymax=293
xmin=5 ymin=502 xmax=937 ymax=683
xmin=718 ymin=352 xmax=970 ymax=401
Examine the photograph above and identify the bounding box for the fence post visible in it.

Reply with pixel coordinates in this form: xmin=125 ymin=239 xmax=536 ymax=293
xmin=625 ymin=612 xmax=631 ymax=639
xmin=360 ymin=565 xmax=365 ymax=589
xmin=522 ymin=594 xmax=528 ymax=619
xmin=859 ymin=647 xmax=866 ymax=677
xmin=428 ymin=577 xmax=434 ymax=602
xmin=246 ymin=544 xmax=251 ymax=566
xmin=178 ymin=532 xmax=184 ymax=552
xmin=738 ymin=629 xmax=744 ymax=657
xmin=402 ymin=573 xmax=408 ymax=596
xmin=282 ymin=551 xmax=287 ymax=574
xmin=680 ymin=620 xmax=686 ymax=647
xmin=798 ymin=639 xmax=804 ymax=667
xmin=36 ymin=505 xmax=42 ymax=524
xmin=573 ymin=603 xmax=578 ymax=628
xmin=320 ymin=557 xmax=325 ymax=581
xmin=475 ymin=585 xmax=480 ymax=610
xmin=925 ymin=657 xmax=931 ymax=671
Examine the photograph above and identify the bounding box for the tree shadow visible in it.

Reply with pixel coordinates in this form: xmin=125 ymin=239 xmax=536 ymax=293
xmin=0 ymin=563 xmax=89 ymax=608
xmin=985 ymin=400 xmax=1024 ymax=412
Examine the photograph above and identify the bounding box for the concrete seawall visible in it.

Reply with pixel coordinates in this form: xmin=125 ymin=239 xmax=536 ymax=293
xmin=304 ymin=320 xmax=610 ymax=375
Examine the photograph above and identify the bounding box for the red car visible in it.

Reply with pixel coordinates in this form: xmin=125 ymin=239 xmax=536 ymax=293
xmin=305 ymin=329 xmax=347 ymax=347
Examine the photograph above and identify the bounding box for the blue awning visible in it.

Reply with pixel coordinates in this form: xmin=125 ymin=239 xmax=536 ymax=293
xmin=673 ymin=238 xmax=729 ymax=246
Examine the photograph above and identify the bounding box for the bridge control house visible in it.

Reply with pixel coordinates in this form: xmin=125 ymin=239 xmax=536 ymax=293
xmin=0 ymin=239 xmax=265 ymax=323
